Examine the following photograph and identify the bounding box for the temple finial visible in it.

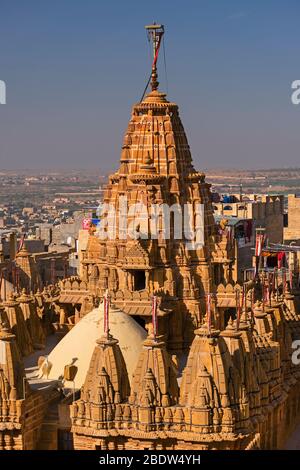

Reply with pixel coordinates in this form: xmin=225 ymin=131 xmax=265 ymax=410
xmin=145 ymin=23 xmax=164 ymax=91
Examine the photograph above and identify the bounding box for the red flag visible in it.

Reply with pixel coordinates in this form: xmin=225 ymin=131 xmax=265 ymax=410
xmin=278 ymin=252 xmax=285 ymax=269
xmin=103 ymin=291 xmax=110 ymax=336
xmin=82 ymin=218 xmax=91 ymax=230
xmin=18 ymin=234 xmax=25 ymax=252
xmin=255 ymin=233 xmax=264 ymax=257
xmin=152 ymin=295 xmax=158 ymax=338
xmin=153 ymin=32 xmax=163 ymax=66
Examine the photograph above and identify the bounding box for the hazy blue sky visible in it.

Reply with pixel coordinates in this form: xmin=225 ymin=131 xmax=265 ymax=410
xmin=0 ymin=0 xmax=299 ymax=172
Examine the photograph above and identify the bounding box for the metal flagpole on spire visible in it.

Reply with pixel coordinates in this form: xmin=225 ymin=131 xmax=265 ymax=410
xmin=250 ymin=287 xmax=255 ymax=326
xmin=152 ymin=294 xmax=158 ymax=339
xmin=254 ymin=229 xmax=265 ymax=278
xmin=103 ymin=289 xmax=110 ymax=338
xmin=236 ymin=289 xmax=241 ymax=331
xmin=242 ymin=283 xmax=246 ymax=313
xmin=140 ymin=23 xmax=165 ymax=101
xmin=206 ymin=293 xmax=212 ymax=334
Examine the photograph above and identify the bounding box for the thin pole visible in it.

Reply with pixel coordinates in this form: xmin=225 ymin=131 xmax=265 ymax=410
xmin=152 ymin=295 xmax=158 ymax=338
xmin=206 ymin=293 xmax=211 ymax=334
xmin=236 ymin=289 xmax=241 ymax=331
xmin=262 ymin=272 xmax=265 ymax=312
xmin=103 ymin=290 xmax=110 ymax=338
xmin=3 ymin=268 xmax=6 ymax=301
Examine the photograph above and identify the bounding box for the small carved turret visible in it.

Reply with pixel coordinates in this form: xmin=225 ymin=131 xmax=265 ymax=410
xmin=71 ymin=331 xmax=130 ymax=430
xmin=3 ymin=293 xmax=33 ymax=356
xmin=180 ymin=319 xmax=250 ymax=435
xmin=17 ymin=289 xmax=45 ymax=350
xmin=129 ymin=334 xmax=179 ymax=408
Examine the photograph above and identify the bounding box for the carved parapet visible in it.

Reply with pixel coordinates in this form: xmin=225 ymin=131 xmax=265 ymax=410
xmin=185 ymin=172 xmax=206 ymax=183
xmin=129 ymin=173 xmax=166 ymax=184
xmin=0 ymin=398 xmax=24 ymax=430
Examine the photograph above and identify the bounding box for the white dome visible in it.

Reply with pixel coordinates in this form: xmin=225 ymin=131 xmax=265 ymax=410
xmin=42 ymin=304 xmax=147 ymax=389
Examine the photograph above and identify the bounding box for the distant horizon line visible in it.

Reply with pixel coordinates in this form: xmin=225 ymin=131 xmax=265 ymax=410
xmin=1 ymin=166 xmax=300 ymax=173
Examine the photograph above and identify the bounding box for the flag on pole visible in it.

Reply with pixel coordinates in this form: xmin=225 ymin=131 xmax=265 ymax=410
xmin=255 ymin=233 xmax=264 ymax=257
xmin=82 ymin=218 xmax=91 ymax=230
xmin=278 ymin=252 xmax=285 ymax=269
xmin=254 ymin=258 xmax=259 ymax=278
xmin=152 ymin=295 xmax=158 ymax=338
xmin=254 ymin=234 xmax=264 ymax=278
xmin=103 ymin=290 xmax=110 ymax=336
xmin=152 ymin=32 xmax=164 ymax=66
xmin=18 ymin=234 xmax=25 ymax=252
xmin=236 ymin=290 xmax=241 ymax=330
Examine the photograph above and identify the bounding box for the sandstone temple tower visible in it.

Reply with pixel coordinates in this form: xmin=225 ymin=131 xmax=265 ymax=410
xmin=80 ymin=24 xmax=233 ymax=351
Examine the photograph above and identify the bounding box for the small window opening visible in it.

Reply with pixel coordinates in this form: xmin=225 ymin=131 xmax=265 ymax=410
xmin=133 ymin=270 xmax=146 ymax=291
